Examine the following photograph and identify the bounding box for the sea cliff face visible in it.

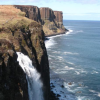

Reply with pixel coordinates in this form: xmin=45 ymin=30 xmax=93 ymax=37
xmin=15 ymin=5 xmax=66 ymax=36
xmin=14 ymin=5 xmax=42 ymax=23
xmin=0 ymin=5 xmax=49 ymax=100
xmin=0 ymin=5 xmax=66 ymax=100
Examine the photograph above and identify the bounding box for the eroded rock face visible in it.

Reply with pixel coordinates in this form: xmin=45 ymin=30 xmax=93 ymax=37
xmin=0 ymin=40 xmax=29 ymax=100
xmin=40 ymin=7 xmax=54 ymax=21
xmin=39 ymin=8 xmax=63 ymax=28
xmin=54 ymin=11 xmax=63 ymax=23
xmin=40 ymin=8 xmax=63 ymax=23
xmin=15 ymin=5 xmax=42 ymax=23
xmin=54 ymin=11 xmax=63 ymax=28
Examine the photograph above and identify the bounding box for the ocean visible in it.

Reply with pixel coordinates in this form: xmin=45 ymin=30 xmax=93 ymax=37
xmin=45 ymin=20 xmax=100 ymax=100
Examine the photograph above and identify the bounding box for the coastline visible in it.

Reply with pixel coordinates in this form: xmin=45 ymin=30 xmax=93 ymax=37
xmin=45 ymin=29 xmax=70 ymax=100
xmin=45 ymin=28 xmax=77 ymax=100
xmin=45 ymin=30 xmax=69 ymax=40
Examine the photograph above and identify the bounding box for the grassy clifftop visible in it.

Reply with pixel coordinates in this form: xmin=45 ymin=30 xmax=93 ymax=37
xmin=0 ymin=5 xmax=36 ymax=32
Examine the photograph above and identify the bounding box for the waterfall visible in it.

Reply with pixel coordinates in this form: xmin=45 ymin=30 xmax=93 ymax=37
xmin=17 ymin=52 xmax=44 ymax=100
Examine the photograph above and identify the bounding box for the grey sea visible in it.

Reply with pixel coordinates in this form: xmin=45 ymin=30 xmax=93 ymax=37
xmin=45 ymin=20 xmax=100 ymax=100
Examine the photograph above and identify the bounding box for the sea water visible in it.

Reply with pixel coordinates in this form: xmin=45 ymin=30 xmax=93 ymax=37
xmin=45 ymin=20 xmax=100 ymax=100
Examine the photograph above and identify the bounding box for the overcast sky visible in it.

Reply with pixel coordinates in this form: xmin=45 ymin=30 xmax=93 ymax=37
xmin=1 ymin=0 xmax=100 ymax=20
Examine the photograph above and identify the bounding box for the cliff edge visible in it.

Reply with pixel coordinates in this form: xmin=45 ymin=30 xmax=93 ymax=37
xmin=0 ymin=5 xmax=50 ymax=100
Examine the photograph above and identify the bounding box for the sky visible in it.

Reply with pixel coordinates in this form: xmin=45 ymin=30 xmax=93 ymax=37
xmin=0 ymin=0 xmax=100 ymax=20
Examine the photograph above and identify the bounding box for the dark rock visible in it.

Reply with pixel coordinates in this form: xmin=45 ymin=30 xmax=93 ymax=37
xmin=50 ymin=91 xmax=59 ymax=100
xmin=57 ymin=94 xmax=61 ymax=97
xmin=61 ymin=85 xmax=64 ymax=88
xmin=51 ymin=84 xmax=55 ymax=88
xmin=0 ymin=42 xmax=29 ymax=100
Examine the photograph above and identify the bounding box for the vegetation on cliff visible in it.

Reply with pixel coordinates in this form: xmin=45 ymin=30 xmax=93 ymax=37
xmin=0 ymin=5 xmax=50 ymax=100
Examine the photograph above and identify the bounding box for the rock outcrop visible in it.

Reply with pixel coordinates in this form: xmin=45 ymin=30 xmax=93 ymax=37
xmin=40 ymin=7 xmax=54 ymax=21
xmin=54 ymin=11 xmax=63 ymax=28
xmin=39 ymin=7 xmax=66 ymax=36
xmin=14 ymin=5 xmax=66 ymax=36
xmin=0 ymin=5 xmax=50 ymax=100
xmin=0 ymin=42 xmax=29 ymax=100
xmin=15 ymin=5 xmax=42 ymax=23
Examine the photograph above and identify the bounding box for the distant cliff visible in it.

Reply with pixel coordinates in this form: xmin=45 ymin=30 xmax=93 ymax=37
xmin=15 ymin=5 xmax=66 ymax=36
xmin=14 ymin=5 xmax=42 ymax=23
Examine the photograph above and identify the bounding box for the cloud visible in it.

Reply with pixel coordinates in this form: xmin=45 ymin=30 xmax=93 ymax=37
xmin=56 ymin=0 xmax=100 ymax=4
xmin=18 ymin=0 xmax=100 ymax=5
xmin=64 ymin=12 xmax=100 ymax=16
xmin=0 ymin=0 xmax=100 ymax=5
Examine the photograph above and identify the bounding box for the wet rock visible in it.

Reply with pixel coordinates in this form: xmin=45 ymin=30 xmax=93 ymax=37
xmin=50 ymin=91 xmax=59 ymax=100
xmin=61 ymin=84 xmax=64 ymax=88
xmin=68 ymin=82 xmax=72 ymax=85
xmin=51 ymin=84 xmax=55 ymax=88
xmin=57 ymin=94 xmax=61 ymax=97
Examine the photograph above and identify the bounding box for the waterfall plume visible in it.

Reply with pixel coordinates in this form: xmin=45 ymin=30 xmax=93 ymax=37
xmin=17 ymin=52 xmax=44 ymax=100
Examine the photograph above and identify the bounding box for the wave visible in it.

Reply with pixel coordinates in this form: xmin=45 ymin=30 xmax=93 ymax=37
xmin=45 ymin=37 xmax=56 ymax=49
xmin=64 ymin=81 xmax=95 ymax=100
xmin=75 ymin=69 xmax=88 ymax=75
xmin=50 ymin=79 xmax=77 ymax=100
xmin=52 ymin=51 xmax=61 ymax=54
xmin=64 ymin=51 xmax=79 ymax=55
xmin=66 ymin=29 xmax=73 ymax=34
xmin=45 ymin=29 xmax=73 ymax=49
xmin=67 ymin=61 xmax=75 ymax=65
xmin=91 ymin=70 xmax=99 ymax=74
xmin=75 ymin=71 xmax=80 ymax=75
xmin=45 ymin=33 xmax=64 ymax=49
xmin=89 ymin=89 xmax=100 ymax=97
xmin=64 ymin=66 xmax=75 ymax=70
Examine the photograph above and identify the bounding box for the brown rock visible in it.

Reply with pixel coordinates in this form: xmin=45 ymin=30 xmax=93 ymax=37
xmin=14 ymin=5 xmax=42 ymax=23
xmin=68 ymin=82 xmax=72 ymax=85
xmin=40 ymin=7 xmax=54 ymax=21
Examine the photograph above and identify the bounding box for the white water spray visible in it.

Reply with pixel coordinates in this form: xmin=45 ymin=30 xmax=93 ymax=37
xmin=17 ymin=52 xmax=44 ymax=100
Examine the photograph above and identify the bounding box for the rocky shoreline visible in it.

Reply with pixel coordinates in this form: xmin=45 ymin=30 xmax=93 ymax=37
xmin=45 ymin=30 xmax=69 ymax=37
xmin=45 ymin=31 xmax=68 ymax=100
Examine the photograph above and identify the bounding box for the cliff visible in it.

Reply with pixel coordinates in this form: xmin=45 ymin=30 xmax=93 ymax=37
xmin=0 ymin=5 xmax=50 ymax=100
xmin=40 ymin=7 xmax=66 ymax=36
xmin=15 ymin=5 xmax=42 ymax=23
xmin=15 ymin=5 xmax=66 ymax=36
